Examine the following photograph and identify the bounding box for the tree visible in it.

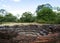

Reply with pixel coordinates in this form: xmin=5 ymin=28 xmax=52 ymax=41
xmin=53 ymin=7 xmax=60 ymax=11
xmin=0 ymin=9 xmax=7 ymax=16
xmin=36 ymin=3 xmax=52 ymax=12
xmin=56 ymin=7 xmax=60 ymax=11
xmin=36 ymin=7 xmax=56 ymax=23
xmin=4 ymin=13 xmax=17 ymax=22
xmin=0 ymin=15 xmax=4 ymax=23
xmin=20 ymin=12 xmax=35 ymax=22
xmin=56 ymin=12 xmax=60 ymax=23
xmin=36 ymin=4 xmax=44 ymax=12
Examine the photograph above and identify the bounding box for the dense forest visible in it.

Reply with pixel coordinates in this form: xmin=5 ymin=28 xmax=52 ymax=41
xmin=0 ymin=3 xmax=60 ymax=24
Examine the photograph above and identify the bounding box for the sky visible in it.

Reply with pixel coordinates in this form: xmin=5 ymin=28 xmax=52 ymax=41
xmin=0 ymin=0 xmax=60 ymax=16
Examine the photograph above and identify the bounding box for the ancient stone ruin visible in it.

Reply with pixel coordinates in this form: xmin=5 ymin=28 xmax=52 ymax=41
xmin=0 ymin=24 xmax=60 ymax=43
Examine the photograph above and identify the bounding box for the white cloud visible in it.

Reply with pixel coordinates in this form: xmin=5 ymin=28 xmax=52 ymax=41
xmin=12 ymin=0 xmax=21 ymax=2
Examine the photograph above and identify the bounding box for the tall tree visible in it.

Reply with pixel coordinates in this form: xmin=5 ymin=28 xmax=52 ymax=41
xmin=56 ymin=12 xmax=60 ymax=23
xmin=20 ymin=12 xmax=35 ymax=22
xmin=36 ymin=7 xmax=56 ymax=23
xmin=53 ymin=7 xmax=60 ymax=11
xmin=0 ymin=9 xmax=7 ymax=16
xmin=36 ymin=3 xmax=52 ymax=12
xmin=0 ymin=15 xmax=4 ymax=22
xmin=4 ymin=13 xmax=17 ymax=22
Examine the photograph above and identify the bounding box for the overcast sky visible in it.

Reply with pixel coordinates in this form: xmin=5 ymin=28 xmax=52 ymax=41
xmin=0 ymin=0 xmax=60 ymax=16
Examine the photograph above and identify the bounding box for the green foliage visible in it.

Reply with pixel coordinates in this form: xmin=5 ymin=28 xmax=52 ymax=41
xmin=0 ymin=13 xmax=17 ymax=23
xmin=20 ymin=12 xmax=35 ymax=22
xmin=0 ymin=3 xmax=60 ymax=24
xmin=36 ymin=7 xmax=56 ymax=24
xmin=0 ymin=15 xmax=4 ymax=24
xmin=36 ymin=4 xmax=56 ymax=24
xmin=36 ymin=3 xmax=52 ymax=12
xmin=4 ymin=13 xmax=17 ymax=22
xmin=56 ymin=12 xmax=60 ymax=23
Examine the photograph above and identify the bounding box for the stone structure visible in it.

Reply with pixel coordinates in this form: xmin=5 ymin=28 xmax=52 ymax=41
xmin=0 ymin=24 xmax=60 ymax=43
